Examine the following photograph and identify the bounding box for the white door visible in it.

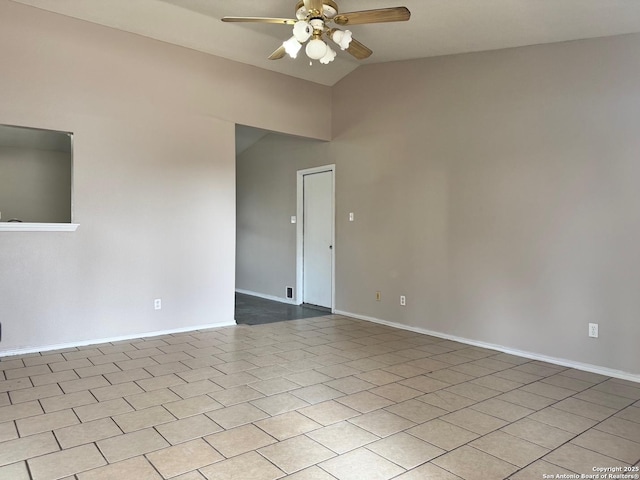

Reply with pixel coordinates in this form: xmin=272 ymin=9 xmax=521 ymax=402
xmin=303 ymin=170 xmax=333 ymax=308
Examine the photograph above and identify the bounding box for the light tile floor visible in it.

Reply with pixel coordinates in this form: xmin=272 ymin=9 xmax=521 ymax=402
xmin=0 ymin=315 xmax=639 ymax=480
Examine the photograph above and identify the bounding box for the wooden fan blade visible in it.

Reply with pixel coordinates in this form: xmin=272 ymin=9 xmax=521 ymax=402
xmin=304 ymin=0 xmax=323 ymax=14
xmin=334 ymin=7 xmax=411 ymax=26
xmin=347 ymin=37 xmax=373 ymax=60
xmin=268 ymin=45 xmax=287 ymax=60
xmin=221 ymin=16 xmax=296 ymax=25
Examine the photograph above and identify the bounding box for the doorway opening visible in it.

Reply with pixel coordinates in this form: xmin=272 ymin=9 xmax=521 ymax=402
xmin=234 ymin=125 xmax=334 ymax=325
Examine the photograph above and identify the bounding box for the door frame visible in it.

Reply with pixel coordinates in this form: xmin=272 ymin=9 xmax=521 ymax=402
xmin=296 ymin=164 xmax=336 ymax=312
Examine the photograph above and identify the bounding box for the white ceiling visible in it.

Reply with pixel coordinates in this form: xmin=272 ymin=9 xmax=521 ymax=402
xmin=11 ymin=0 xmax=640 ymax=86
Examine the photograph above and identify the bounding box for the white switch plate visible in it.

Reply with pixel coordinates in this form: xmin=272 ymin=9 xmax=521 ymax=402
xmin=588 ymin=323 xmax=598 ymax=338
xmin=400 ymin=295 xmax=406 ymax=306
xmin=291 ymin=216 xmax=297 ymax=224
xmin=154 ymin=299 xmax=162 ymax=310
xmin=349 ymin=212 xmax=354 ymax=222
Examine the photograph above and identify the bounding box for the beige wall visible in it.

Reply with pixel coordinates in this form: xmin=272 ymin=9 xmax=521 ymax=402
xmin=0 ymin=0 xmax=330 ymax=353
xmin=236 ymin=132 xmax=329 ymax=300
xmin=331 ymin=34 xmax=640 ymax=375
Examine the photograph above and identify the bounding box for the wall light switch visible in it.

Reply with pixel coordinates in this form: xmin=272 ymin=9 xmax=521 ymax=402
xmin=349 ymin=212 xmax=354 ymax=222
xmin=291 ymin=216 xmax=297 ymax=224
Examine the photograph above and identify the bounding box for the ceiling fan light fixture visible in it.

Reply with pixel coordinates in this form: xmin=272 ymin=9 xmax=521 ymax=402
xmin=283 ymin=36 xmax=302 ymax=58
xmin=292 ymin=20 xmax=312 ymax=42
xmin=305 ymin=38 xmax=327 ymax=60
xmin=331 ymin=29 xmax=353 ymax=50
xmin=319 ymin=44 xmax=337 ymax=64
xmin=222 ymin=2 xmax=410 ymax=64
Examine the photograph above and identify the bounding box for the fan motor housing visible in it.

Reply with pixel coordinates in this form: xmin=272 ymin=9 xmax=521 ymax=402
xmin=295 ymin=1 xmax=339 ymax=20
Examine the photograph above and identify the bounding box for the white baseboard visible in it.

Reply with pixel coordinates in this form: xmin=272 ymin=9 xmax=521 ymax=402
xmin=0 ymin=320 xmax=237 ymax=358
xmin=334 ymin=310 xmax=640 ymax=384
xmin=235 ymin=289 xmax=299 ymax=306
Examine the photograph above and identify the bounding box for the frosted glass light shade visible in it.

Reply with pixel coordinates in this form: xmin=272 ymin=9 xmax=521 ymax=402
xmin=332 ymin=29 xmax=353 ymax=50
xmin=305 ymin=39 xmax=327 ymax=60
xmin=292 ymin=21 xmax=312 ymax=42
xmin=319 ymin=45 xmax=336 ymax=64
xmin=283 ymin=37 xmax=302 ymax=58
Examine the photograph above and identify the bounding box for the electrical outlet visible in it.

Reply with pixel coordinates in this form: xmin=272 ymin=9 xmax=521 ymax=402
xmin=349 ymin=212 xmax=354 ymax=222
xmin=400 ymin=295 xmax=406 ymax=306
xmin=376 ymin=291 xmax=381 ymax=301
xmin=588 ymin=323 xmax=598 ymax=338
xmin=154 ymin=299 xmax=162 ymax=310
xmin=286 ymin=287 xmax=294 ymax=299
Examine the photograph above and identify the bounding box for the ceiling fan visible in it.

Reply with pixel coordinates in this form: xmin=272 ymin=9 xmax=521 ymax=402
xmin=222 ymin=0 xmax=410 ymax=64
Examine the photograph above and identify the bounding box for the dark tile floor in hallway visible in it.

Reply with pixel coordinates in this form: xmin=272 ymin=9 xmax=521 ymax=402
xmin=235 ymin=293 xmax=331 ymax=325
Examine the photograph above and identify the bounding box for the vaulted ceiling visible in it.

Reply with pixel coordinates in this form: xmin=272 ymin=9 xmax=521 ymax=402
xmin=11 ymin=0 xmax=640 ymax=86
